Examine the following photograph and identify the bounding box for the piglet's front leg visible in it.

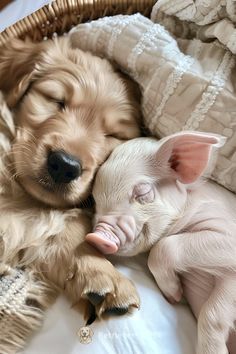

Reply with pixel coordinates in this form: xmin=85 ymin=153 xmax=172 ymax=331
xmin=148 ymin=237 xmax=183 ymax=304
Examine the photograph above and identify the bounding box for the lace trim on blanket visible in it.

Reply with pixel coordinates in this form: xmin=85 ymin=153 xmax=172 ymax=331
xmin=183 ymin=50 xmax=235 ymax=130
xmin=148 ymin=58 xmax=193 ymax=131
xmin=145 ymin=48 xmax=195 ymax=131
xmin=76 ymin=14 xmax=141 ymax=59
xmin=106 ymin=14 xmax=140 ymax=59
xmin=127 ymin=23 xmax=170 ymax=81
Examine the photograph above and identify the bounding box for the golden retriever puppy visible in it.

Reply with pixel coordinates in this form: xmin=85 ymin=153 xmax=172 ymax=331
xmin=0 ymin=38 xmax=141 ymax=352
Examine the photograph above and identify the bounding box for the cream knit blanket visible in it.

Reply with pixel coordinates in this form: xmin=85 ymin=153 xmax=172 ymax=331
xmin=70 ymin=0 xmax=236 ymax=194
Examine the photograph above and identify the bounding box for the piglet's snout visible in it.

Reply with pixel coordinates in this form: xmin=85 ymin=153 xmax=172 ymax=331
xmin=86 ymin=215 xmax=136 ymax=255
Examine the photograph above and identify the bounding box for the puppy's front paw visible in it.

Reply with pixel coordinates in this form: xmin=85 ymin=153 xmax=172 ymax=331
xmin=65 ymin=243 xmax=140 ymax=321
xmin=82 ymin=270 xmax=140 ymax=318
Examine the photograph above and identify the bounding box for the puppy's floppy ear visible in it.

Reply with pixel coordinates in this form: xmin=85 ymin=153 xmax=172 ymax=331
xmin=154 ymin=131 xmax=226 ymax=184
xmin=0 ymin=39 xmax=47 ymax=107
xmin=103 ymin=72 xmax=142 ymax=140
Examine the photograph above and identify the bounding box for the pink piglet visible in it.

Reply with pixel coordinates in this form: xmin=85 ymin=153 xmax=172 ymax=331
xmin=86 ymin=132 xmax=236 ymax=354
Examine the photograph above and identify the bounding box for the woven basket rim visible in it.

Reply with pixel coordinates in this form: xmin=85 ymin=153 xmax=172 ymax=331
xmin=0 ymin=0 xmax=155 ymax=47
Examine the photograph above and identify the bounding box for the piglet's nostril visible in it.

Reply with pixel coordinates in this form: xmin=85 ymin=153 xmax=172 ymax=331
xmin=47 ymin=150 xmax=82 ymax=183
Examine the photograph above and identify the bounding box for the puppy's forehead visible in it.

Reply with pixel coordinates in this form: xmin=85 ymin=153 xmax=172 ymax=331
xmin=34 ymin=67 xmax=117 ymax=108
xmin=33 ymin=43 xmax=129 ymax=110
xmin=34 ymin=76 xmax=83 ymax=104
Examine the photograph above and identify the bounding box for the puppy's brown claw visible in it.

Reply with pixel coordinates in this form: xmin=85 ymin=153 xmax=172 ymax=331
xmin=105 ymin=307 xmax=129 ymax=316
xmin=86 ymin=304 xmax=97 ymax=325
xmin=131 ymin=303 xmax=140 ymax=310
xmin=87 ymin=292 xmax=106 ymax=306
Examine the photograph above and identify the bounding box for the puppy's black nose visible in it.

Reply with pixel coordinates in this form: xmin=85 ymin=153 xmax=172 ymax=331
xmin=47 ymin=150 xmax=82 ymax=183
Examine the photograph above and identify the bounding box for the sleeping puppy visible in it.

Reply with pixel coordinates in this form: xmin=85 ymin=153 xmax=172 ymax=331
xmin=0 ymin=37 xmax=141 ymax=206
xmin=86 ymin=132 xmax=236 ymax=354
xmin=0 ymin=38 xmax=140 ymax=352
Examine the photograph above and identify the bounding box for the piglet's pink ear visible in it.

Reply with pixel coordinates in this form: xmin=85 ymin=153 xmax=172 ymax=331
xmin=157 ymin=132 xmax=225 ymax=184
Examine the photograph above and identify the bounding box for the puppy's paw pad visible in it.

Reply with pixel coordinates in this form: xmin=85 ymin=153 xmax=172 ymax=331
xmin=105 ymin=307 xmax=129 ymax=316
xmin=97 ymin=282 xmax=140 ymax=317
xmin=86 ymin=305 xmax=97 ymax=325
xmin=86 ymin=292 xmax=106 ymax=306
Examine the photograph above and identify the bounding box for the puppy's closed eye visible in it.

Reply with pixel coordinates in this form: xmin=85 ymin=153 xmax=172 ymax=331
xmin=44 ymin=96 xmax=66 ymax=112
xmin=55 ymin=100 xmax=66 ymax=111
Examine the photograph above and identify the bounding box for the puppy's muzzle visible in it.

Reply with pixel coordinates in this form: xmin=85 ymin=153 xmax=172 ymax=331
xmin=47 ymin=150 xmax=82 ymax=183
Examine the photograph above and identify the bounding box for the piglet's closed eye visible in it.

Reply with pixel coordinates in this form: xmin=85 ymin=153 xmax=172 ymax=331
xmin=157 ymin=132 xmax=226 ymax=184
xmin=132 ymin=183 xmax=155 ymax=204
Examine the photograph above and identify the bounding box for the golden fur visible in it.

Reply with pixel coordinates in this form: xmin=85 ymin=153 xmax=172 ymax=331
xmin=0 ymin=38 xmax=140 ymax=352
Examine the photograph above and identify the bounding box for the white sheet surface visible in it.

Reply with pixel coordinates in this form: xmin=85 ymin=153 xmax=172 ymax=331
xmin=1 ymin=2 xmax=197 ymax=353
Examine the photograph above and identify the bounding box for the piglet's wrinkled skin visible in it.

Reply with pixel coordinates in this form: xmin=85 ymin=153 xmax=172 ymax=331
xmin=86 ymin=132 xmax=236 ymax=354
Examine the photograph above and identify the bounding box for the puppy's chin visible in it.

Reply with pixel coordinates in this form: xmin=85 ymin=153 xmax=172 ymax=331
xmin=18 ymin=176 xmax=89 ymax=208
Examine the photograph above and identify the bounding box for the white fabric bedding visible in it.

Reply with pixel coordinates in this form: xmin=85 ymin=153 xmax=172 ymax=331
xmin=1 ymin=1 xmax=197 ymax=353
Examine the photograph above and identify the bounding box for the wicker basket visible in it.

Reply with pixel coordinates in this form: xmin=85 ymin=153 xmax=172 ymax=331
xmin=0 ymin=0 xmax=155 ymax=47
